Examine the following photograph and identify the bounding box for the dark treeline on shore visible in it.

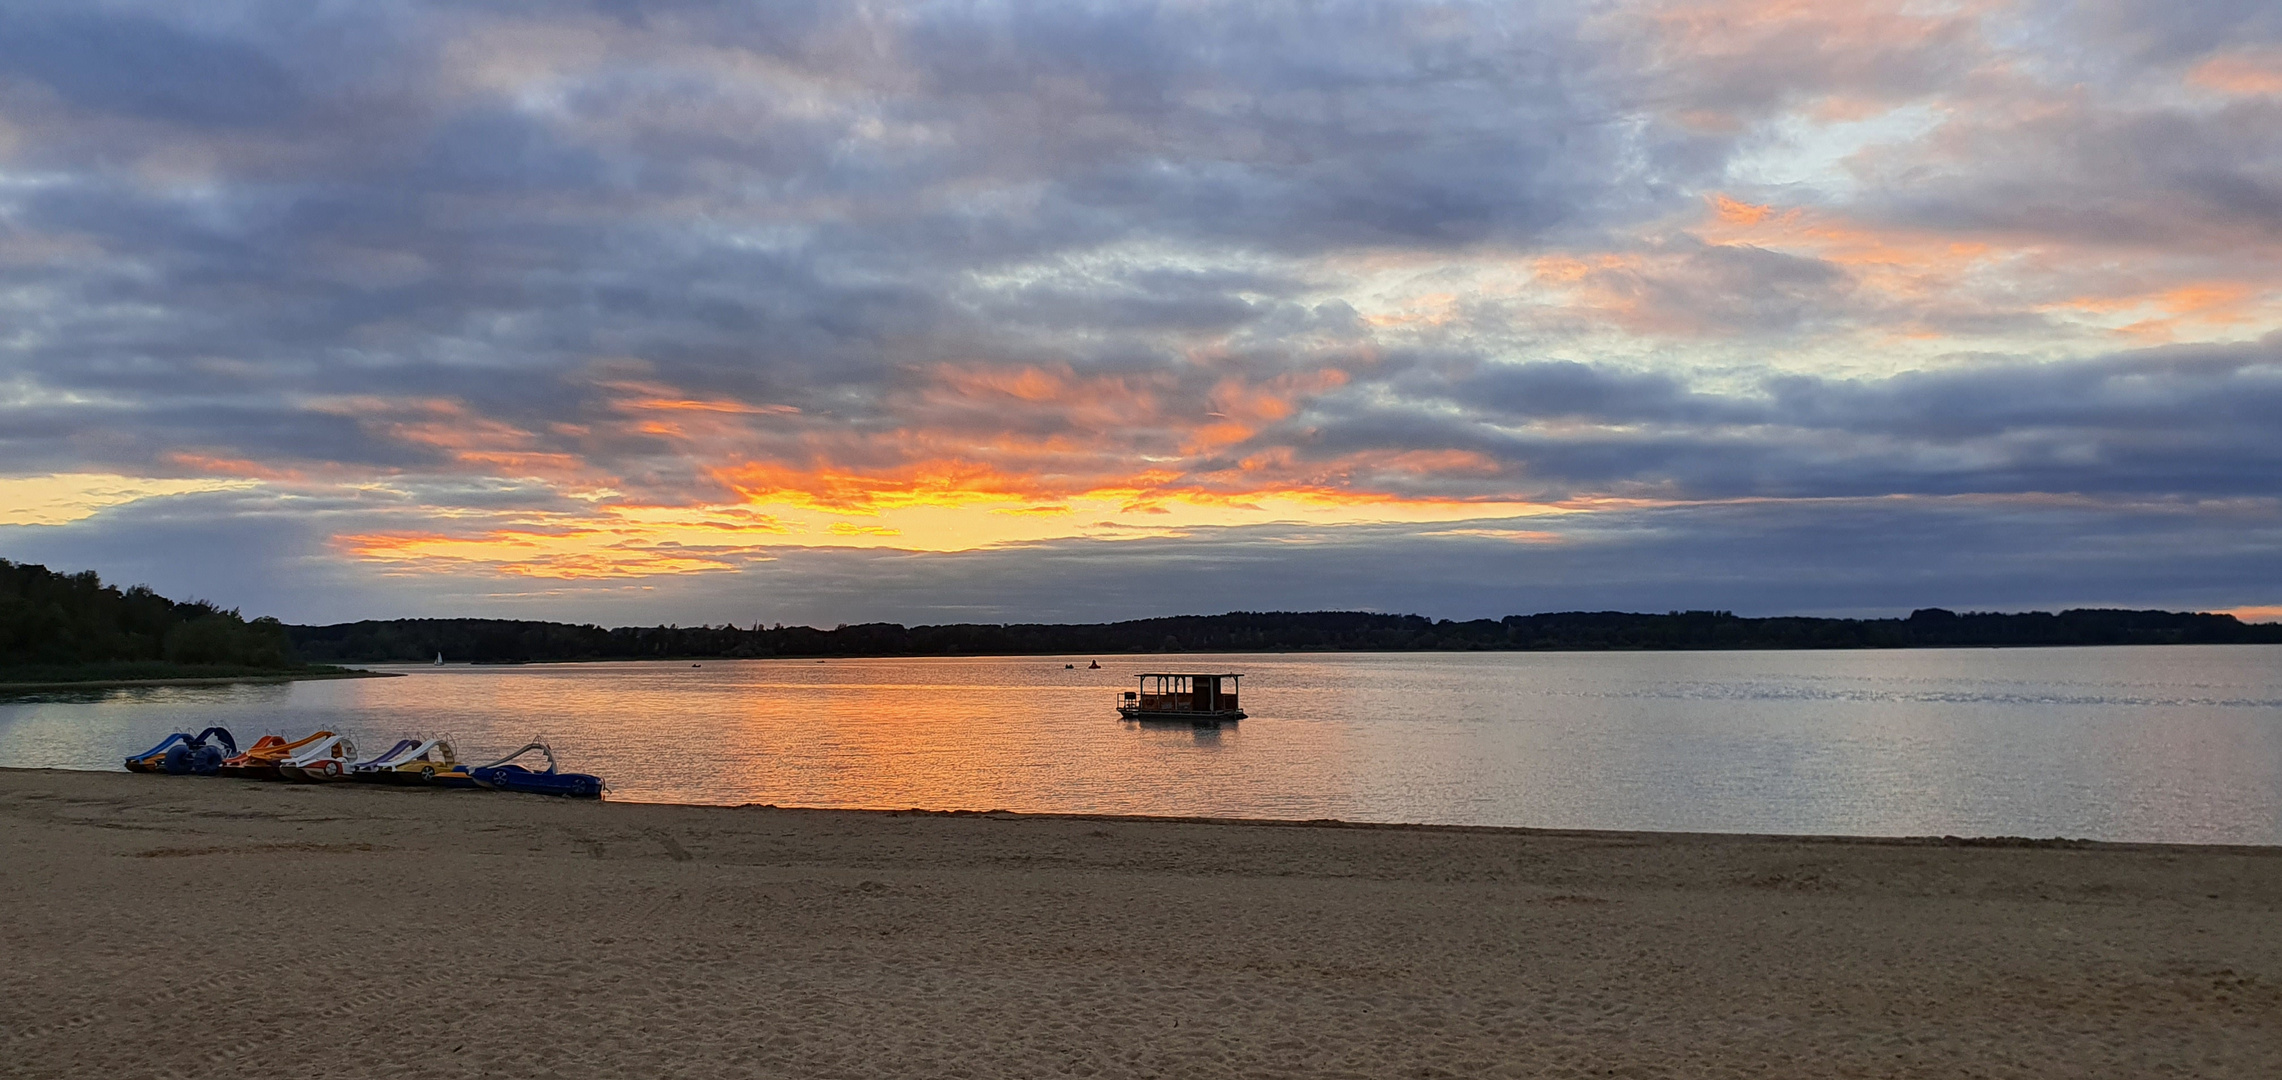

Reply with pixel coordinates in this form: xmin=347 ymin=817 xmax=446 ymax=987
xmin=9 ymin=559 xmax=2278 ymax=671
xmin=1 ymin=559 xmax=301 ymax=674
xmin=287 ymin=607 xmax=2282 ymax=664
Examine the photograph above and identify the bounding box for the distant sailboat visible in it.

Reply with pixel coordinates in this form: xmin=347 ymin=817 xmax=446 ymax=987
xmin=433 ymin=652 xmax=444 ymax=666
xmin=1088 ymin=661 xmax=1101 ymax=669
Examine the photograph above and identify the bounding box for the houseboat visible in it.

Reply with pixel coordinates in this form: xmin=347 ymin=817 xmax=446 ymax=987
xmin=1118 ymin=673 xmax=1245 ymax=723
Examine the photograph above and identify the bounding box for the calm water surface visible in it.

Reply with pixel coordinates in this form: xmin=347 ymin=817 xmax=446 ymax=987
xmin=4 ymin=647 xmax=2279 ymax=844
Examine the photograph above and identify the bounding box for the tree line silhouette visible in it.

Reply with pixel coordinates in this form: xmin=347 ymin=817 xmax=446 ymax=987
xmin=285 ymin=606 xmax=2282 ymax=664
xmin=5 ymin=559 xmax=2275 ymax=672
xmin=1 ymin=558 xmax=297 ymax=674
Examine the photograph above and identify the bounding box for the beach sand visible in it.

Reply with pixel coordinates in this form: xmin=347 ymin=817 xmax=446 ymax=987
xmin=4 ymin=769 xmax=2278 ymax=1078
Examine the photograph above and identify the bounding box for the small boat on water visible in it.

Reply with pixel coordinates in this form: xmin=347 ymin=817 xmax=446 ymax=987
xmin=468 ymin=740 xmax=603 ymax=798
xmin=1117 ymin=673 xmax=1245 ymax=724
xmin=124 ymin=727 xmax=237 ymax=775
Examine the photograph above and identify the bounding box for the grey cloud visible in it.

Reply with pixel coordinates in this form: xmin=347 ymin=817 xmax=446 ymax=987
xmin=1459 ymin=360 xmax=1699 ymax=421
xmin=0 ymin=9 xmax=301 ymax=127
xmin=1632 ymin=242 xmax=1855 ymax=335
xmin=1279 ymin=338 xmax=2282 ymax=500
xmin=0 ymin=1 xmax=1692 ymax=450
xmin=1862 ymin=99 xmax=2282 ymax=252
xmin=2048 ymin=0 xmax=2282 ymax=64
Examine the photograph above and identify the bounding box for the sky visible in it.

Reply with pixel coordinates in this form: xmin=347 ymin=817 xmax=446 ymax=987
xmin=2 ymin=0 xmax=2279 ymax=626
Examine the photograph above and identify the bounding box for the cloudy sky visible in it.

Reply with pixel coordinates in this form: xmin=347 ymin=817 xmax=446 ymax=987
xmin=2 ymin=0 xmax=2279 ymax=625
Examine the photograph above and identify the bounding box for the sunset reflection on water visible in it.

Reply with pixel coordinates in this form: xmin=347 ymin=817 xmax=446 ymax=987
xmin=4 ymin=648 xmax=2280 ymax=844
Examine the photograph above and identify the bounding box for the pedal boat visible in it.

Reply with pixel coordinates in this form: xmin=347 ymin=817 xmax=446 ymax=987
xmin=1117 ymin=673 xmax=1246 ymax=724
xmin=124 ymin=727 xmax=238 ymax=775
xmin=352 ymin=738 xmax=470 ymax=785
xmin=277 ymin=733 xmax=359 ymax=782
xmin=344 ymin=738 xmax=422 ymax=782
xmin=468 ymin=741 xmax=603 ymax=798
xmin=218 ymin=731 xmax=329 ymax=780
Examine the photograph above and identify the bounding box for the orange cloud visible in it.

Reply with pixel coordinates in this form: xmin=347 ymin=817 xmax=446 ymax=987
xmin=626 ymin=397 xmax=799 ymax=415
xmin=2046 ymin=281 xmax=2265 ymax=342
xmin=338 ymin=520 xmax=769 ymax=579
xmin=315 ymin=395 xmax=611 ymax=487
xmin=713 ymin=459 xmax=1054 ymax=513
xmin=1620 ymin=0 xmax=2000 ymax=125
xmin=2187 ymin=49 xmax=2282 ymax=97
xmin=1708 ymin=192 xmax=1772 ymax=225
xmin=1695 ymin=196 xmax=1994 ymax=280
xmin=1521 ymin=193 xmax=2277 ymax=344
xmin=159 ymin=452 xmax=305 ymax=482
xmin=291 ymin=361 xmax=1574 ymax=581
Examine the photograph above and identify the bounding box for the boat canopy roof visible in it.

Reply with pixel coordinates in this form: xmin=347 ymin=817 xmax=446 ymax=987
xmin=1132 ymin=672 xmax=1242 ymax=679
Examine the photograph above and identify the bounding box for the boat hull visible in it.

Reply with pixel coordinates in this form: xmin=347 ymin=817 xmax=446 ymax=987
xmin=470 ymin=764 xmax=603 ymax=797
xmin=1118 ymin=708 xmax=1245 ymax=723
xmin=299 ymin=759 xmax=351 ymax=782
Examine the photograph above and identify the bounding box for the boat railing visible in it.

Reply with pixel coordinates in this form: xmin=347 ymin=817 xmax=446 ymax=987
xmin=1132 ymin=693 xmax=1240 ymax=713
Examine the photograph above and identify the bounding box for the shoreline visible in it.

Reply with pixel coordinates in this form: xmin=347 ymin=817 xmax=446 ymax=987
xmin=711 ymin=795 xmax=2282 ymax=854
xmin=0 ymin=668 xmax=400 ymax=694
xmin=333 ymin=638 xmax=2282 ymax=667
xmin=9 ymin=765 xmax=2278 ymax=854
xmin=6 ymin=767 xmax=2277 ymax=1077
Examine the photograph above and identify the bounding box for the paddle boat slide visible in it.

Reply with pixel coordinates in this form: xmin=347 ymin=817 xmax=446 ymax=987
xmin=123 ymin=727 xmax=238 ymax=775
xmin=218 ymin=731 xmax=328 ymax=779
xmin=276 ymin=733 xmax=359 ymax=782
xmin=351 ymin=737 xmax=472 ymax=785
xmin=343 ymin=738 xmax=422 ymax=782
xmin=126 ymin=730 xmax=607 ymax=795
xmin=468 ymin=740 xmax=604 ymax=798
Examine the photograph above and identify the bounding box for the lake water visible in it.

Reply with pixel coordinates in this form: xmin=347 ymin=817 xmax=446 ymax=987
xmin=4 ymin=647 xmax=2279 ymax=844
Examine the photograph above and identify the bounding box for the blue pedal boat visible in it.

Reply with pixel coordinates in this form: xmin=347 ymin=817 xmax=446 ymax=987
xmin=467 ymin=741 xmax=603 ymax=798
xmin=124 ymin=727 xmax=237 ymax=775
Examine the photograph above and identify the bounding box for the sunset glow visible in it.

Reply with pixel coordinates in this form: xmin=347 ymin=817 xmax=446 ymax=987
xmin=3 ymin=0 xmax=2277 ymax=623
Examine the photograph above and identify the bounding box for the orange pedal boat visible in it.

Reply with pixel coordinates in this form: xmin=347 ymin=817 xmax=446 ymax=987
xmin=216 ymin=731 xmax=334 ymax=780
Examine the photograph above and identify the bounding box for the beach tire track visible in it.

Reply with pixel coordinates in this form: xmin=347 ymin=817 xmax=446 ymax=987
xmin=646 ymin=828 xmax=694 ymax=862
xmin=562 ymin=825 xmax=607 ymax=859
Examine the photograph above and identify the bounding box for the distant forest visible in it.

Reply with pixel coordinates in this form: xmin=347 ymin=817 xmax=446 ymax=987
xmin=6 ymin=558 xmax=2277 ymax=670
xmin=288 ymin=607 xmax=2282 ymax=664
xmin=0 ymin=558 xmax=298 ymax=671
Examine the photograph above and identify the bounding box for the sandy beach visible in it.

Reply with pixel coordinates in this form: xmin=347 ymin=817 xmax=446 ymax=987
xmin=3 ymin=769 xmax=2278 ymax=1078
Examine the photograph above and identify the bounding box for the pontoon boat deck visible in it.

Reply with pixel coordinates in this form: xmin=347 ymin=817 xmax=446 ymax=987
xmin=1118 ymin=673 xmax=1245 ymax=723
